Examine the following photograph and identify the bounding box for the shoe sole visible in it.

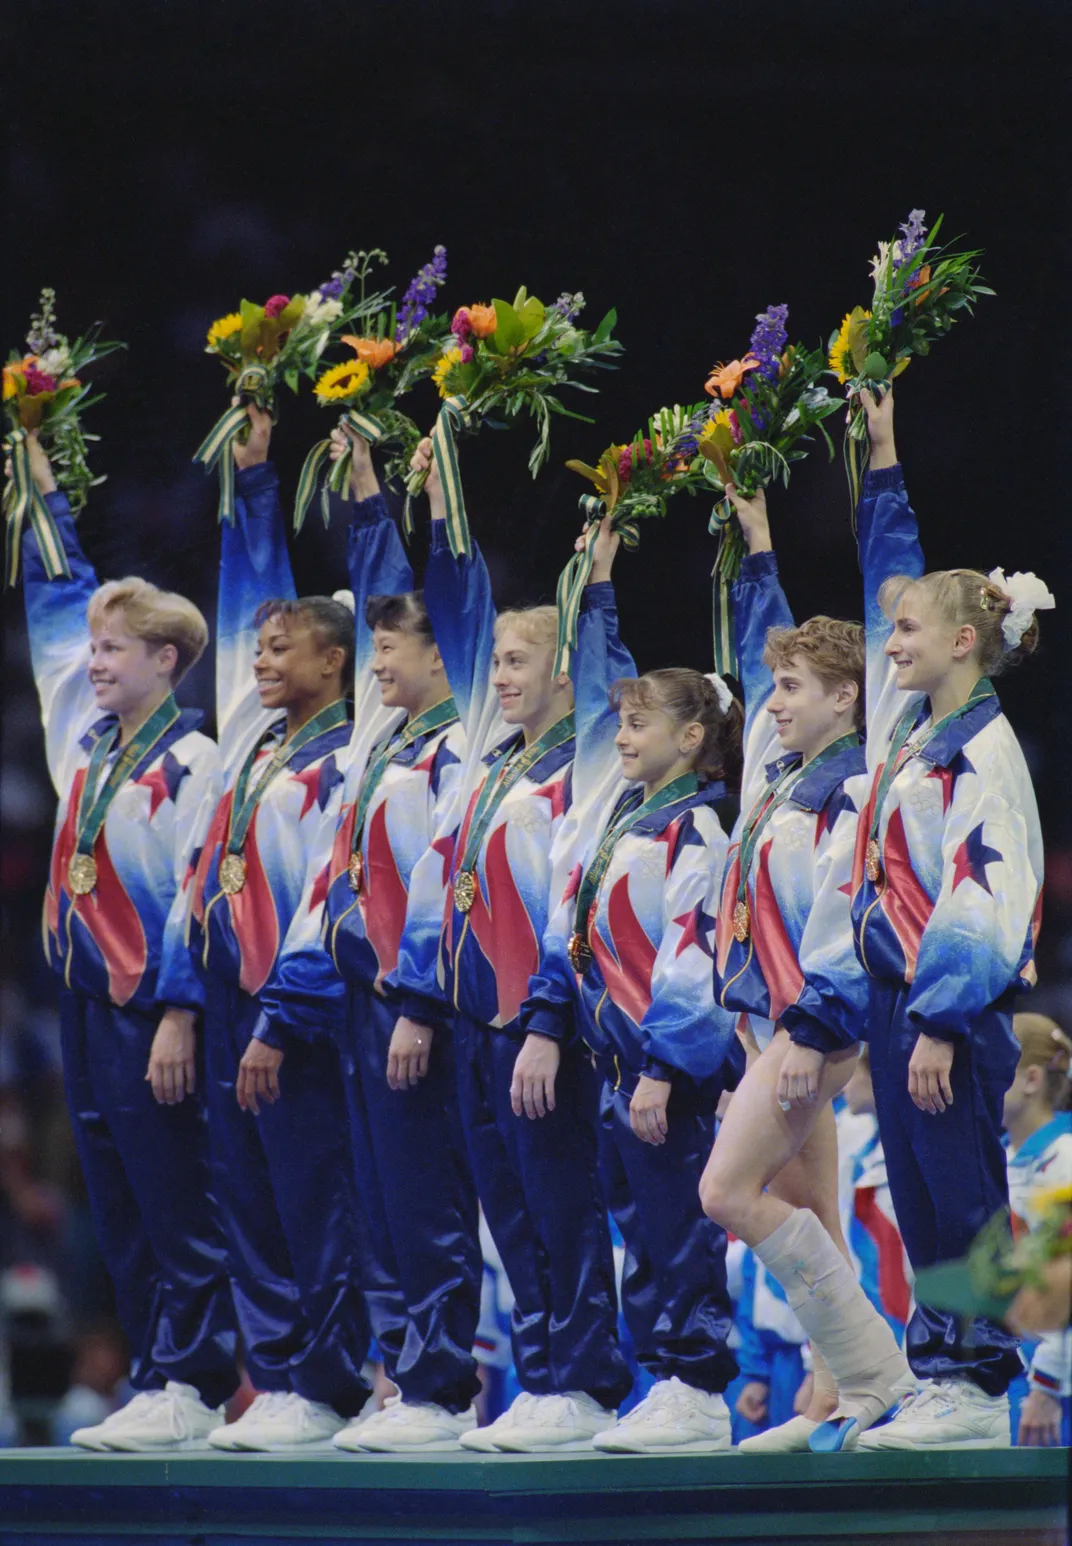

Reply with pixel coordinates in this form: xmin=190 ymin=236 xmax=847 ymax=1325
xmin=492 ymin=1436 xmax=598 ymax=1452
xmin=353 ymin=1437 xmax=469 ymax=1452
xmin=592 ymin=1437 xmax=732 ymax=1455
xmin=856 ymin=1435 xmax=1011 ymax=1451
xmin=69 ymin=1437 xmax=117 ymax=1452
xmin=458 ymin=1436 xmax=502 ymax=1453
xmin=100 ymin=1436 xmax=218 ymax=1453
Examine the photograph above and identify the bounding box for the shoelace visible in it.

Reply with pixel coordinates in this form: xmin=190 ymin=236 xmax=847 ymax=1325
xmin=497 ymin=1393 xmax=540 ymax=1429
xmin=106 ymin=1389 xmax=169 ymax=1424
xmin=621 ymin=1382 xmax=709 ymax=1428
xmin=242 ymin=1391 xmax=292 ymax=1424
xmin=894 ymin=1383 xmax=959 ymax=1421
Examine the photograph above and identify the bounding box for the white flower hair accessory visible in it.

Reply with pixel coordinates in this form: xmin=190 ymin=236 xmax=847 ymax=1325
xmin=987 ymin=568 xmax=1056 ymax=650
xmin=705 ymin=672 xmax=735 ymax=715
xmin=332 ymin=588 xmax=356 ymax=613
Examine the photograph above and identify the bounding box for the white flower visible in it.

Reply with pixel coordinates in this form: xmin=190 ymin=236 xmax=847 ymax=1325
xmin=302 ymin=295 xmax=343 ymax=329
xmin=38 ymin=347 xmax=71 ymax=379
xmin=869 ymin=240 xmax=891 ymax=284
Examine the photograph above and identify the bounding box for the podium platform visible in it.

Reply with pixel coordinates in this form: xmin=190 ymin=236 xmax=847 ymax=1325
xmin=0 ymin=1445 xmax=1066 ymax=1545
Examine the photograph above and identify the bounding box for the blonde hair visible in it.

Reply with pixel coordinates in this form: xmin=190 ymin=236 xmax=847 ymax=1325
xmin=763 ymin=616 xmax=865 ymax=731
xmin=1014 ymin=1013 xmax=1072 ymax=1112
xmin=611 ymin=668 xmax=744 ymax=785
xmin=494 ymin=605 xmax=559 ymax=649
xmin=87 ymin=577 xmax=209 ymax=685
xmin=878 ymin=569 xmax=1041 ymax=676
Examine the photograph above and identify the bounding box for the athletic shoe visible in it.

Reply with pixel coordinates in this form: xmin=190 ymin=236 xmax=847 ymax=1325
xmin=73 ymin=1383 xmax=222 ymax=1452
xmin=70 ymin=1388 xmax=190 ymax=1452
xmin=208 ymin=1391 xmax=345 ymax=1451
xmin=487 ymin=1392 xmax=618 ymax=1453
xmin=350 ymin=1399 xmax=478 ymax=1452
xmin=330 ymin=1395 xmax=386 ymax=1453
xmin=592 ymin=1378 xmax=731 ymax=1454
xmin=855 ymin=1379 xmax=1011 ymax=1450
xmin=460 ymin=1393 xmax=540 ymax=1452
xmin=738 ymin=1415 xmax=820 ymax=1453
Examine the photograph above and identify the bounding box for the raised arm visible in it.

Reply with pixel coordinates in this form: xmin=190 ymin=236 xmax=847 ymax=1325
xmin=571 ymin=517 xmax=635 ymax=804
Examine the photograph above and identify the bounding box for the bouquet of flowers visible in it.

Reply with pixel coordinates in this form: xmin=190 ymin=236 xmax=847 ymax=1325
xmin=293 ymin=246 xmax=448 ymax=533
xmin=194 ymin=248 xmax=391 ymax=523
xmin=404 ymin=288 xmax=621 ymax=558
xmin=553 ymin=404 xmax=711 ymax=672
xmin=697 ymin=305 xmax=842 ymax=670
xmin=3 ymin=288 xmax=124 ymax=586
xmin=829 ymin=211 xmax=993 ymax=508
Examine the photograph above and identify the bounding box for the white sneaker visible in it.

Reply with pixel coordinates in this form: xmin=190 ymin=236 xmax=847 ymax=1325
xmin=330 ymin=1395 xmax=383 ymax=1452
xmin=82 ymin=1383 xmax=223 ymax=1452
xmin=738 ymin=1415 xmax=820 ymax=1453
xmin=460 ymin=1392 xmax=540 ymax=1451
xmin=350 ymin=1399 xmax=478 ymax=1452
xmin=485 ymin=1391 xmax=617 ymax=1453
xmin=592 ymin=1378 xmax=731 ymax=1454
xmin=856 ymin=1379 xmax=1011 ymax=1450
xmin=209 ymin=1392 xmax=344 ymax=1452
xmin=70 ymin=1390 xmax=173 ymax=1451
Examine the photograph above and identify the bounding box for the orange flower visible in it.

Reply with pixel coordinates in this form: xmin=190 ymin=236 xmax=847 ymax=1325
xmin=467 ymin=304 xmax=498 ymax=339
xmin=341 ymin=335 xmax=399 ymax=369
xmin=704 ymin=353 xmax=760 ymax=400
xmin=58 ymin=377 xmax=81 ymax=391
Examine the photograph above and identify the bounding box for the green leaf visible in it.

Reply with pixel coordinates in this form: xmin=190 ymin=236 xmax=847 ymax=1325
xmin=491 ymin=299 xmax=525 ymax=354
xmin=284 ymin=368 xmax=300 ymax=395
xmin=592 ymin=308 xmax=617 ymax=345
xmin=862 ymin=351 xmax=889 ymax=380
xmin=517 ymin=296 xmax=546 ymax=341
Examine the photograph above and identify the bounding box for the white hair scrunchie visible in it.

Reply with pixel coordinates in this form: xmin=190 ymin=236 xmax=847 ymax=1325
xmin=705 ymin=672 xmax=735 ymax=715
xmin=986 ymin=568 xmax=1055 ymax=650
xmin=332 ymin=588 xmax=356 ymax=614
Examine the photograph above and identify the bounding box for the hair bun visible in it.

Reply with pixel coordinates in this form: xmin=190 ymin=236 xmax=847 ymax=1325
xmin=332 ymin=589 xmax=356 ymax=614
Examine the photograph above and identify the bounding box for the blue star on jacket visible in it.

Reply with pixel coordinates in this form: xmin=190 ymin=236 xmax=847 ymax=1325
xmin=136 ymin=751 xmax=192 ymax=819
xmin=674 ymin=900 xmax=717 ymax=960
xmin=926 ymin=750 xmax=976 ymax=814
xmin=951 ymin=822 xmax=1002 ymax=896
xmin=814 ymin=782 xmax=858 ymax=844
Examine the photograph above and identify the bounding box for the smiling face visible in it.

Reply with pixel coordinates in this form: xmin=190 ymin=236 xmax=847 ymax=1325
xmin=371 ymin=624 xmax=443 ymax=714
xmin=253 ymin=611 xmax=343 ymax=713
xmin=614 ymin=698 xmax=702 ymax=789
xmin=87 ymin=614 xmax=176 ymax=717
xmin=491 ymin=626 xmax=568 ymax=732
xmin=766 ymin=655 xmax=857 ymax=760
xmin=884 ymin=586 xmax=977 ymax=697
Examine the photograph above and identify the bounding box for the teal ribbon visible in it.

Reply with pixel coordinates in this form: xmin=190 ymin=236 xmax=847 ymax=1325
xmin=3 ymin=428 xmax=72 ymax=588
xmin=351 ymin=696 xmax=458 ymax=858
xmin=227 ymin=698 xmax=350 ymax=857
xmin=552 ymin=494 xmax=641 ymax=678
xmin=293 ymin=408 xmax=388 ymax=535
xmin=75 ymin=695 xmax=181 ymax=857
xmin=573 ymin=773 xmax=699 ymax=947
xmin=454 ymin=713 xmax=576 ymax=884
xmin=403 ymin=394 xmax=472 ymax=552
xmin=708 ymin=496 xmax=745 ymax=677
xmin=192 ymin=364 xmax=271 ymax=524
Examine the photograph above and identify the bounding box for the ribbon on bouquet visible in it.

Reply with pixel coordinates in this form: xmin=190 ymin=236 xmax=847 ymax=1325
xmin=3 ymin=427 xmax=72 ymax=588
xmin=292 ymin=408 xmax=388 ymax=534
xmin=402 ymin=393 xmax=473 ymax=554
xmin=708 ymin=496 xmax=744 ymax=678
xmin=192 ymin=363 xmax=272 ymax=524
xmin=552 ymin=493 xmax=640 ymax=678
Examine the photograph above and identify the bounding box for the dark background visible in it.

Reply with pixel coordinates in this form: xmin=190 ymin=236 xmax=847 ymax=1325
xmin=1 ymin=0 xmax=1070 ymax=1381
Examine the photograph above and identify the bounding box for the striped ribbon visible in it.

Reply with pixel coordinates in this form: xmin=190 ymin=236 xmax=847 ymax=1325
xmin=403 ymin=394 xmax=472 ymax=553
xmin=552 ymin=494 xmax=640 ymax=678
xmin=708 ymin=496 xmax=742 ymax=677
xmin=192 ymin=364 xmax=271 ymax=524
xmin=293 ymin=409 xmax=388 ymax=534
xmin=3 ymin=428 xmax=72 ymax=588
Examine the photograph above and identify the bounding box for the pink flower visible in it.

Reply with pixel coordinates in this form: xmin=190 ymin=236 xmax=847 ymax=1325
xmin=460 ymin=343 xmax=474 ymax=364
xmin=618 ymin=439 xmax=653 ymax=482
xmin=451 ymin=307 xmax=472 ymax=341
xmin=24 ymin=364 xmax=58 ymax=395
xmin=264 ymin=294 xmax=290 ymax=319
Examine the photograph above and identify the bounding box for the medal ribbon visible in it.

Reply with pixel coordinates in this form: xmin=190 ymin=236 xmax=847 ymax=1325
xmin=866 ymin=677 xmax=994 ymax=855
xmin=552 ymin=495 xmax=642 ymax=678
xmin=454 ymin=713 xmax=575 ymax=882
xmin=226 ymin=698 xmax=350 ymax=857
xmin=4 ymin=427 xmax=72 ymax=588
xmin=292 ymin=408 xmax=389 ymax=535
xmin=350 ymin=696 xmax=459 ymax=858
xmin=573 ymin=772 xmax=699 ymax=945
xmin=735 ymin=732 xmax=860 ymax=906
xmin=192 ymin=364 xmax=272 ymax=525
xmin=74 ymin=694 xmax=182 ymax=859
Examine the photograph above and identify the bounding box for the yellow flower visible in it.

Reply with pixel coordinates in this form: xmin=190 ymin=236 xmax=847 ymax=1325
xmin=829 ymin=308 xmax=872 ymax=384
xmin=432 ymin=347 xmax=463 ymax=399
xmin=314 ymin=359 xmax=370 ymax=403
xmin=206 ymin=312 xmax=243 ymax=349
xmin=2 ymin=366 xmax=19 ymax=401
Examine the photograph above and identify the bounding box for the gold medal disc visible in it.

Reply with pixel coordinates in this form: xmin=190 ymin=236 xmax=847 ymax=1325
xmin=453 ymin=870 xmax=477 ymax=914
xmin=732 ymin=899 xmax=751 ymax=944
xmin=567 ymin=932 xmax=594 ymax=975
xmin=348 ymin=851 xmax=364 ymax=894
xmin=68 ymin=852 xmax=98 ymax=896
xmin=219 ymin=853 xmax=248 ymax=895
xmin=865 ymin=839 xmax=883 ymax=884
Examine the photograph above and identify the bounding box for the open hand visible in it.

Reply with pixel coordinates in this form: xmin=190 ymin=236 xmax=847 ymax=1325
xmin=510 ymin=1033 xmax=560 ymax=1119
xmin=236 ymin=1038 xmax=283 ymax=1114
xmin=907 ymin=1032 xmax=955 ymax=1114
xmin=146 ymin=1008 xmax=197 ymax=1105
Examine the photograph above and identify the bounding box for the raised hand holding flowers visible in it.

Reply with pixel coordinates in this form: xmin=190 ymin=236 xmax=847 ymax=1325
xmin=4 ymin=288 xmax=124 ymax=586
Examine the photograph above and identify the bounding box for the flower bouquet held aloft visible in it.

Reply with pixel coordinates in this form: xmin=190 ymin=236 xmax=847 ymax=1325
xmin=553 ymin=404 xmax=710 ymax=673
xmin=404 ymin=289 xmax=622 ymax=557
xmin=698 ymin=305 xmax=841 ymax=671
xmin=194 ymin=249 xmax=391 ymax=523
xmin=830 ymin=211 xmax=993 ymax=510
xmin=293 ymin=247 xmax=448 ymax=533
xmin=3 ymin=288 xmax=124 ymax=586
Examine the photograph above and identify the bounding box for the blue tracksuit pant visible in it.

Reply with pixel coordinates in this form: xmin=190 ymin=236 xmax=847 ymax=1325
xmin=597 ymin=1063 xmax=738 ymax=1396
xmin=868 ymin=982 xmax=1023 ymax=1396
xmin=59 ymin=988 xmax=238 ymax=1409
xmin=456 ymin=1016 xmax=631 ymax=1410
xmin=204 ymin=979 xmax=370 ymax=1416
xmin=343 ymin=986 xmax=481 ymax=1413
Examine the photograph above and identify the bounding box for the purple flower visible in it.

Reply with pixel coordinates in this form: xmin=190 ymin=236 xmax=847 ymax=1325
xmin=749 ymin=303 xmax=789 ymax=382
xmin=551 ymin=290 xmax=585 ymax=322
xmin=395 ymin=245 xmax=448 ymax=341
xmin=318 ymin=275 xmax=346 ymax=300
xmin=895 ymin=209 xmax=928 ymax=267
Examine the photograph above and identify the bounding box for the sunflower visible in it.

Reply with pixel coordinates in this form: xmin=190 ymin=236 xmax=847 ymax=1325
xmin=206 ymin=312 xmax=243 ymax=349
xmin=829 ymin=309 xmax=871 ymax=384
xmin=314 ymin=359 xmax=370 ymax=403
xmin=432 ymin=347 xmax=463 ymax=399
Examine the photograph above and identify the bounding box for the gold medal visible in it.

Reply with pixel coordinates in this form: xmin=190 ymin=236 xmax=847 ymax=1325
xmin=865 ymin=839 xmax=883 ymax=884
xmin=567 ymin=931 xmax=594 ymax=975
xmin=453 ymin=870 xmax=477 ymax=914
xmin=68 ymin=852 xmax=98 ymax=896
xmin=219 ymin=853 xmax=248 ymax=895
xmin=732 ymin=899 xmax=751 ymax=944
xmin=348 ymin=851 xmax=364 ymax=894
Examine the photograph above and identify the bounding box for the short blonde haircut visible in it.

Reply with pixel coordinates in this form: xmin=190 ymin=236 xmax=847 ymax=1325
xmin=494 ymin=605 xmax=559 ymax=649
xmin=87 ymin=577 xmax=209 ymax=684
xmin=1014 ymin=1012 xmax=1072 ymax=1112
xmin=878 ymin=569 xmax=1040 ymax=677
xmin=763 ymin=616 xmax=865 ymax=731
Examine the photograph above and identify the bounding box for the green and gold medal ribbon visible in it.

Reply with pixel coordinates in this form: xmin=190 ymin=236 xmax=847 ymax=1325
xmin=552 ymin=494 xmax=641 ymax=678
xmin=864 ymin=677 xmax=994 ymax=882
xmin=452 ymin=713 xmax=575 ymax=911
xmin=192 ymin=363 xmax=272 ymax=524
xmin=293 ymin=408 xmax=389 ymax=535
xmin=403 ymin=393 xmax=473 ymax=553
xmin=346 ymin=696 xmax=458 ymax=891
xmin=708 ymin=497 xmax=747 ymax=677
xmin=568 ymin=772 xmax=698 ymax=970
xmin=3 ymin=428 xmax=72 ymax=588
xmin=67 ymin=693 xmax=181 ymax=895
